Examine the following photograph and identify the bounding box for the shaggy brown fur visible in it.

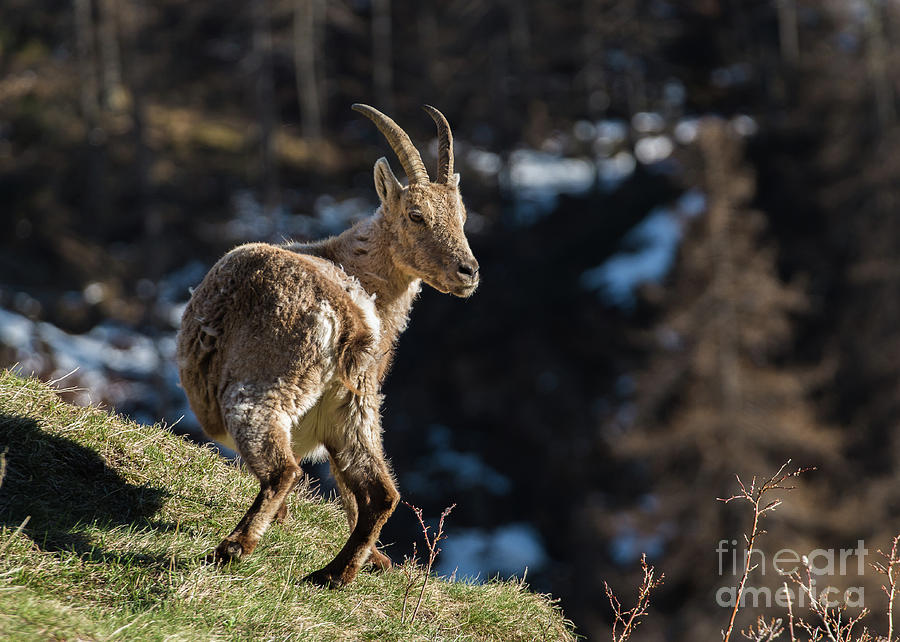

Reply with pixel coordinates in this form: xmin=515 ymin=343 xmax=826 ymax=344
xmin=176 ymin=104 xmax=478 ymax=587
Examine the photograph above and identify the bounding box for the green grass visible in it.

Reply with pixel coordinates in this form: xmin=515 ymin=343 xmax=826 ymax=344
xmin=0 ymin=370 xmax=575 ymax=641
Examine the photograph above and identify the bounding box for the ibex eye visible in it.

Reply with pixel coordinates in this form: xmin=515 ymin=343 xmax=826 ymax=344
xmin=407 ymin=209 xmax=424 ymax=223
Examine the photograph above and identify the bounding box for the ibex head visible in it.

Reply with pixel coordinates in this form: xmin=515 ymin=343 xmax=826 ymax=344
xmin=353 ymin=104 xmax=480 ymax=298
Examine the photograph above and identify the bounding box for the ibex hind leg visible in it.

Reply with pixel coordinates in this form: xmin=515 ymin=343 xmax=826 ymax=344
xmin=328 ymin=452 xmax=394 ymax=572
xmin=304 ymin=445 xmax=399 ymax=587
xmin=209 ymin=385 xmax=305 ymax=564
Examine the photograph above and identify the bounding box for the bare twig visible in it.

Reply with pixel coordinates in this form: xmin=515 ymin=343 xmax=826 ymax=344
xmin=741 ymin=616 xmax=784 ymax=641
xmin=719 ymin=460 xmax=813 ymax=642
xmin=603 ymin=553 xmax=665 ymax=642
xmin=403 ymin=502 xmax=455 ymax=625
xmin=400 ymin=541 xmax=419 ymax=624
xmin=784 ymin=581 xmax=797 ymax=642
xmin=871 ymin=533 xmax=900 ymax=642
xmin=789 ymin=563 xmax=870 ymax=642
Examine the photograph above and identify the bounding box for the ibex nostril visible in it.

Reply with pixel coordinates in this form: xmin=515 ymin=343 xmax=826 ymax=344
xmin=457 ymin=262 xmax=478 ymax=279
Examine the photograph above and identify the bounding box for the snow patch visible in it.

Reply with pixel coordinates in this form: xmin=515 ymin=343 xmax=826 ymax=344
xmin=0 ymin=306 xmax=196 ymax=430
xmin=597 ymin=151 xmax=636 ymax=190
xmin=674 ymin=118 xmax=700 ymax=144
xmin=595 ymin=119 xmax=629 ymax=147
xmin=438 ymin=523 xmax=548 ymax=581
xmin=610 ymin=527 xmax=665 ymax=565
xmin=731 ymin=114 xmax=758 ymax=137
xmin=404 ymin=424 xmax=512 ymax=496
xmin=504 ymin=150 xmax=596 ymax=226
xmin=221 ymin=190 xmax=373 ymax=242
xmin=466 ymin=148 xmax=502 ymax=176
xmin=580 ymin=190 xmax=706 ymax=309
xmin=634 ymin=135 xmax=674 ymax=164
xmin=507 ymin=150 xmax=595 ymax=194
xmin=632 ymin=111 xmax=665 ymax=134
xmin=580 ymin=209 xmax=681 ymax=307
xmin=314 ymin=195 xmax=372 ymax=235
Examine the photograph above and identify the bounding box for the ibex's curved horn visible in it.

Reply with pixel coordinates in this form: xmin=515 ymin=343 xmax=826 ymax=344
xmin=352 ymin=104 xmax=429 ymax=184
xmin=422 ymin=105 xmax=454 ymax=184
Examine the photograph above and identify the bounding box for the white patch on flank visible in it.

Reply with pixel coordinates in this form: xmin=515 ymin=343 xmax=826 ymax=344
xmin=345 ymin=278 xmax=381 ymax=339
xmin=307 ymin=254 xmax=380 ymax=341
xmin=313 ymin=299 xmax=337 ymax=355
xmin=302 ymin=444 xmax=328 ymax=463
xmin=291 ymin=385 xmax=344 ymax=460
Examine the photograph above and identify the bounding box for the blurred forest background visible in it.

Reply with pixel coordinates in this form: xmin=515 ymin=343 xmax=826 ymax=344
xmin=3 ymin=0 xmax=900 ymax=638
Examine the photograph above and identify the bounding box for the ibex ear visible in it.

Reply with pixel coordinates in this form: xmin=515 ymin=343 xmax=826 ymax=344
xmin=374 ymin=157 xmax=402 ymax=209
xmin=451 ymin=173 xmax=461 ymax=188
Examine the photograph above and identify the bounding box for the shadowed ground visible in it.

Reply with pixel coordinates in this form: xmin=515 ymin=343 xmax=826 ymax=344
xmin=0 ymin=411 xmax=168 ymax=557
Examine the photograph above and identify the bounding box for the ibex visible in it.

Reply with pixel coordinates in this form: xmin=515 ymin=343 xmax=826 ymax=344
xmin=176 ymin=104 xmax=479 ymax=587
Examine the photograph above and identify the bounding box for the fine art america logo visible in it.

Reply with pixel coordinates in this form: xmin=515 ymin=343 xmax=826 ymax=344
xmin=715 ymin=539 xmax=868 ymax=608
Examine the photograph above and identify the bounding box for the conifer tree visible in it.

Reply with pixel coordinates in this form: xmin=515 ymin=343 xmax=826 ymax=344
xmin=591 ymin=120 xmax=842 ymax=637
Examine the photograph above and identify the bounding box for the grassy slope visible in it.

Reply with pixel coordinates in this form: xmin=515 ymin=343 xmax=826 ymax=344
xmin=0 ymin=370 xmax=575 ymax=641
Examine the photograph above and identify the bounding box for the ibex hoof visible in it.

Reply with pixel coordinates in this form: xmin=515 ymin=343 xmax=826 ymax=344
xmin=368 ymin=549 xmax=393 ymax=572
xmin=275 ymin=503 xmax=289 ymax=525
xmin=207 ymin=540 xmax=244 ymax=565
xmin=303 ymin=568 xmax=345 ymax=589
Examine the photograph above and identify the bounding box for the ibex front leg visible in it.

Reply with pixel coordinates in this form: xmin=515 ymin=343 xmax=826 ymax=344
xmin=329 ymin=453 xmax=395 ymax=571
xmin=305 ymin=403 xmax=399 ymax=587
